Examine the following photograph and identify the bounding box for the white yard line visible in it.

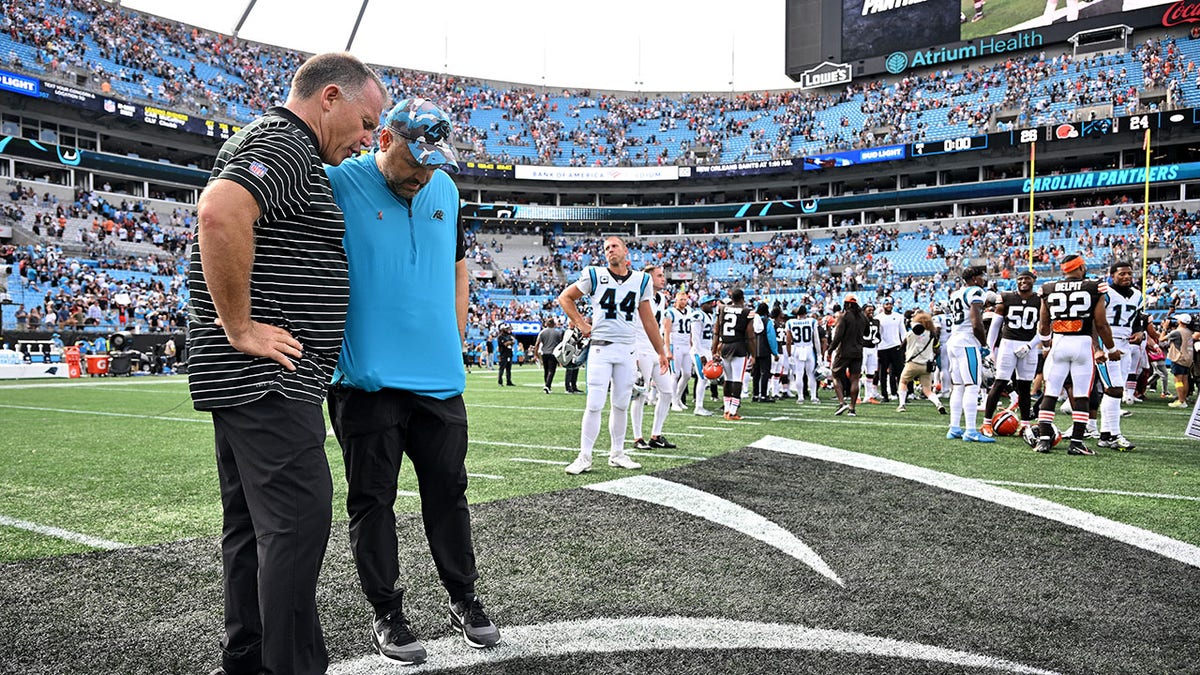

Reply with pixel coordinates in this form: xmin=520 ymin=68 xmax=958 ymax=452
xmin=0 ymin=377 xmax=187 ymax=390
xmin=511 ymin=458 xmax=568 ymax=466
xmin=0 ymin=403 xmax=207 ymax=424
xmin=467 ymin=473 xmax=506 ymax=480
xmin=977 ymin=480 xmax=1200 ymax=502
xmin=472 ymin=440 xmax=703 ymax=460
xmin=0 ymin=515 xmax=130 ymax=550
xmin=327 ymin=616 xmax=1059 ymax=675
xmin=751 ymin=436 xmax=1200 ymax=570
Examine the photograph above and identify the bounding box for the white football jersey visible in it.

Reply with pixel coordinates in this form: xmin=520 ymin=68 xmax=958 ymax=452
xmin=784 ymin=316 xmax=819 ymax=358
xmin=635 ymin=290 xmax=670 ymax=351
xmin=948 ymin=285 xmax=986 ymax=346
xmin=1105 ymin=286 xmax=1142 ymax=340
xmin=690 ymin=308 xmax=713 ymax=354
xmin=666 ymin=306 xmax=693 ymax=348
xmin=574 ymin=266 xmax=652 ymax=345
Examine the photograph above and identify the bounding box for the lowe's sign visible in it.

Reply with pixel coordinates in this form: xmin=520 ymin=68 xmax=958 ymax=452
xmin=800 ymin=61 xmax=854 ymax=90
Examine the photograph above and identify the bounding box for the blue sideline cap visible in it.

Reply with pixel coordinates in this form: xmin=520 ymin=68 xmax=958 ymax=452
xmin=384 ymin=98 xmax=459 ymax=172
xmin=699 ymin=296 xmax=719 ymax=306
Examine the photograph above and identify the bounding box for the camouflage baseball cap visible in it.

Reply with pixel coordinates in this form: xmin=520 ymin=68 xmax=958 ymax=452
xmin=384 ymin=97 xmax=459 ymax=172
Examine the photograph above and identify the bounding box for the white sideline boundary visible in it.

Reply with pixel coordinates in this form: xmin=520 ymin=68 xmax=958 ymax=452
xmin=0 ymin=515 xmax=130 ymax=550
xmin=751 ymin=436 xmax=1200 ymax=570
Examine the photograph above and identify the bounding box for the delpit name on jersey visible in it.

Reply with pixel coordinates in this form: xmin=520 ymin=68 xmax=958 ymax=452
xmin=861 ymin=0 xmax=927 ymax=15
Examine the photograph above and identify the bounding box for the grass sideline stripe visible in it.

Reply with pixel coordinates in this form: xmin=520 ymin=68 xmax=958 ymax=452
xmin=0 ymin=515 xmax=131 ymax=550
xmin=587 ymin=475 xmax=844 ymax=586
xmin=752 ymin=435 xmax=1200 ymax=570
xmin=326 ymin=616 xmax=1060 ymax=674
xmin=978 ymin=480 xmax=1200 ymax=502
xmin=0 ymin=377 xmax=188 ymax=389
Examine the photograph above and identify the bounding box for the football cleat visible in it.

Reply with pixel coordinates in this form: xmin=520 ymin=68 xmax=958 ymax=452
xmin=1033 ymin=440 xmax=1053 ymax=454
xmin=1097 ymin=435 xmax=1136 ymax=451
xmin=608 ymin=455 xmax=642 ymax=470
xmin=564 ymin=456 xmax=592 ymax=475
xmin=938 ymin=405 xmax=948 ymax=415
xmin=963 ymin=430 xmax=996 ymax=443
xmin=648 ymin=436 xmax=677 ymax=449
xmin=980 ymin=422 xmax=995 ymax=438
xmin=693 ymin=408 xmax=713 ymax=416
xmin=632 ymin=438 xmax=651 ymax=450
xmin=1067 ymin=442 xmax=1096 ymax=456
xmin=946 ymin=427 xmax=964 ymax=440
xmin=896 ymin=404 xmax=907 ymax=412
xmin=723 ymin=412 xmax=743 ymax=421
xmin=834 ymin=403 xmax=850 ymax=416
xmin=670 ymin=402 xmax=686 ymax=412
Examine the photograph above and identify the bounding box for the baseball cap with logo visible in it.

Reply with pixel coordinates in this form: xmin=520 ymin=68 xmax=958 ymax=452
xmin=384 ymin=98 xmax=459 ymax=172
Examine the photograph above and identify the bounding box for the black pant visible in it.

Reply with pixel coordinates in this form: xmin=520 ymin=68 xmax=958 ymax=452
xmin=541 ymin=354 xmax=558 ymax=389
xmin=565 ymin=366 xmax=580 ymax=392
xmin=328 ymin=387 xmax=479 ymax=614
xmin=877 ymin=346 xmax=903 ymax=399
xmin=211 ymin=393 xmax=332 ymax=675
xmin=752 ymin=355 xmax=772 ymax=398
xmin=497 ymin=352 xmax=513 ymax=385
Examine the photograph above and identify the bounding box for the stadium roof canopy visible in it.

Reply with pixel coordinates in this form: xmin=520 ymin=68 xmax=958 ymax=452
xmin=118 ymin=0 xmax=798 ymax=93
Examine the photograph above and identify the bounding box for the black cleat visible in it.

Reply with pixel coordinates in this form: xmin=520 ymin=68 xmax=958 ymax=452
xmin=1033 ymin=440 xmax=1053 ymax=454
xmin=1067 ymin=441 xmax=1096 ymax=456
xmin=632 ymin=438 xmax=651 ymax=450
xmin=648 ymin=435 xmax=677 ymax=449
xmin=449 ymin=594 xmax=501 ymax=648
xmin=373 ymin=608 xmax=427 ymax=665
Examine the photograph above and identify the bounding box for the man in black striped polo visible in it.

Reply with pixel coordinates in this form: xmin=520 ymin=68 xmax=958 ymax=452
xmin=187 ymin=52 xmax=386 ymax=675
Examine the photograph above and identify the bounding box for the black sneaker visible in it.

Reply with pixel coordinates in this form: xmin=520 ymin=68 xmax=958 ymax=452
xmin=1067 ymin=441 xmax=1096 ymax=456
xmin=1033 ymin=440 xmax=1053 ymax=454
xmin=449 ymin=594 xmax=501 ymax=648
xmin=847 ymin=409 xmax=857 ymax=417
xmin=648 ymin=436 xmax=677 ymax=449
xmin=373 ymin=608 xmax=426 ymax=664
xmin=633 ymin=438 xmax=651 ymax=450
xmin=834 ymin=403 xmax=850 ymax=416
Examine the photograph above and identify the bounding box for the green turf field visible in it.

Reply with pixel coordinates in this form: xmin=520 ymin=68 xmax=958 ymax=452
xmin=1 ymin=365 xmax=1197 ymax=563
xmin=961 ymin=0 xmax=1050 ymax=42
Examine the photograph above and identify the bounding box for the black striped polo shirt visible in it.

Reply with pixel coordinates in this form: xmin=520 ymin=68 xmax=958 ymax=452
xmin=186 ymin=106 xmax=348 ymax=410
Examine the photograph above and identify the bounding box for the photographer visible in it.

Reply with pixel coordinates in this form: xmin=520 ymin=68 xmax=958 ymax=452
xmin=896 ymin=311 xmax=946 ymax=414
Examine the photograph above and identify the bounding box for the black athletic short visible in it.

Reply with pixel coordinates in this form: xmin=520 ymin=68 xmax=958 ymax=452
xmin=833 ymin=354 xmax=863 ymax=376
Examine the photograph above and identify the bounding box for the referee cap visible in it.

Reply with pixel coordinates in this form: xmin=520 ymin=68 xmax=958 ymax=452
xmin=384 ymin=98 xmax=459 ymax=172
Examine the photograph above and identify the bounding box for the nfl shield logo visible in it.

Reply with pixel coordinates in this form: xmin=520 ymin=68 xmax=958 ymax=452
xmin=248 ymin=161 xmax=268 ymax=177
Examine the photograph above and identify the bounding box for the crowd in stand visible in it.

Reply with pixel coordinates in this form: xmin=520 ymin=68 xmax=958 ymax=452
xmin=4 ymin=0 xmax=1198 ymax=168
xmin=3 ymin=243 xmax=187 ymax=333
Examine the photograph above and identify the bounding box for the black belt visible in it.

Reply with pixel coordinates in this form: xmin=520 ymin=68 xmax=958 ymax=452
xmin=591 ymin=339 xmax=613 ymax=346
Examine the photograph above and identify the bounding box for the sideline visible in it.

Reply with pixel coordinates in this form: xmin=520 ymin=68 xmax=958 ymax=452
xmin=751 ymin=435 xmax=1200 ymax=570
xmin=0 ymin=515 xmax=131 ymax=550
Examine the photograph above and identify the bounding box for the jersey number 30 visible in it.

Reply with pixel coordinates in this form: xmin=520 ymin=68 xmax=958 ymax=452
xmin=600 ymin=289 xmax=638 ymax=321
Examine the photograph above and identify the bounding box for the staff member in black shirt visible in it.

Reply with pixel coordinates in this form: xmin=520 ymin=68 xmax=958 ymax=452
xmin=188 ymin=53 xmax=386 ymax=675
xmin=830 ymin=294 xmax=867 ymax=417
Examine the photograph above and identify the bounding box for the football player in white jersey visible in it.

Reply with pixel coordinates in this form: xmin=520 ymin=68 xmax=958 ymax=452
xmin=557 ymin=237 xmax=669 ymax=474
xmin=945 ymin=265 xmax=995 ymax=443
xmin=629 ymin=265 xmax=678 ymax=451
xmin=1096 ymin=261 xmax=1140 ymax=450
xmin=666 ymin=291 xmax=694 ymax=412
xmin=690 ymin=296 xmax=717 ymax=416
xmin=785 ymin=305 xmax=823 ymax=403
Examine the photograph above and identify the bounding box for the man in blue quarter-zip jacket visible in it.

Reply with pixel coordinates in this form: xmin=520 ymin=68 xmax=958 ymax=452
xmin=325 ymin=98 xmax=500 ymax=667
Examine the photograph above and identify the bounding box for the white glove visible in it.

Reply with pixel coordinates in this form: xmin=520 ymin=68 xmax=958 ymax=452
xmin=1014 ymin=344 xmax=1031 ymax=359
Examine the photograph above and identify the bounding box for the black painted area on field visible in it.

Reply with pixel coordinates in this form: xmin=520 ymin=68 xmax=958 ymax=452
xmin=0 ymin=445 xmax=1195 ymax=674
